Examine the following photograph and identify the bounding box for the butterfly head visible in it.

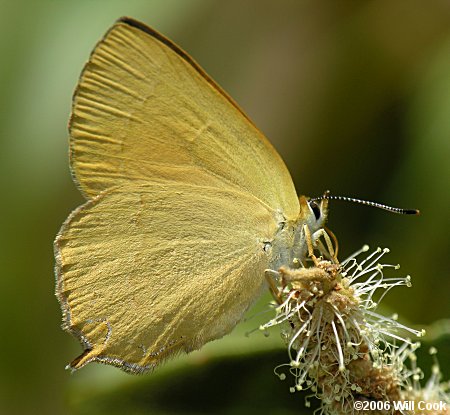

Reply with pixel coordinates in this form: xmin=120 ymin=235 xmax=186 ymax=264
xmin=299 ymin=191 xmax=329 ymax=235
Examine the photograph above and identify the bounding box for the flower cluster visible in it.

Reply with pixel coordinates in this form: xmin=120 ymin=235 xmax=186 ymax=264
xmin=400 ymin=346 xmax=450 ymax=414
xmin=262 ymin=243 xmax=447 ymax=414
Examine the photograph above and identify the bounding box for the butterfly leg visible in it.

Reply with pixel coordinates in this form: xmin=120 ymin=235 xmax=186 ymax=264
xmin=324 ymin=226 xmax=339 ymax=261
xmin=303 ymin=224 xmax=320 ymax=266
xmin=312 ymin=228 xmax=338 ymax=263
xmin=265 ymin=269 xmax=283 ymax=304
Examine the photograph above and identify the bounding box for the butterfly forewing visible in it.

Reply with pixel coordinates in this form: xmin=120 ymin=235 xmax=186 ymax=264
xmin=69 ymin=18 xmax=299 ymax=218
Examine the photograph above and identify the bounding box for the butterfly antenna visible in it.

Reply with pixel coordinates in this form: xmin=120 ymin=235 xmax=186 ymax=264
xmin=310 ymin=193 xmax=420 ymax=215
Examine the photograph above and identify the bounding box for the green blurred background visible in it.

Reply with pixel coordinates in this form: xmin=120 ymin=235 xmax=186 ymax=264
xmin=1 ymin=1 xmax=449 ymax=414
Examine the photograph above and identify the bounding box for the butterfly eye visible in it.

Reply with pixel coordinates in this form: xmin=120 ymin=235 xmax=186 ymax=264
xmin=309 ymin=201 xmax=321 ymax=221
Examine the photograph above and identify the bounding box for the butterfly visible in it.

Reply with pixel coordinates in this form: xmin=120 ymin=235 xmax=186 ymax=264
xmin=55 ymin=17 xmax=330 ymax=374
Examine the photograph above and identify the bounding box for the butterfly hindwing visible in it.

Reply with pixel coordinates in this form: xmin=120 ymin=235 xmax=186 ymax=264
xmin=55 ymin=182 xmax=278 ymax=372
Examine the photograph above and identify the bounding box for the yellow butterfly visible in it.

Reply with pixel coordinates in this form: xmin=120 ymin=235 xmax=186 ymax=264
xmin=55 ymin=17 xmax=330 ymax=374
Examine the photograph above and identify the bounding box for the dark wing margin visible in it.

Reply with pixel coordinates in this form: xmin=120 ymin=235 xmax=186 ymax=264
xmin=118 ymin=16 xmax=258 ymax=129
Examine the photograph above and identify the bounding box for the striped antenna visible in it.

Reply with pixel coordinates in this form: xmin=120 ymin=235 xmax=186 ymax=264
xmin=310 ymin=194 xmax=420 ymax=215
